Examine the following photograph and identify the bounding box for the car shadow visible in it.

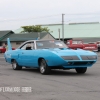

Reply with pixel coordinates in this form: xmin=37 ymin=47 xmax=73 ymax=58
xmin=19 ymin=68 xmax=91 ymax=76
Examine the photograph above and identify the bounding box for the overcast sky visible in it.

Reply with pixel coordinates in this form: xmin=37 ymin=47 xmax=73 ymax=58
xmin=0 ymin=0 xmax=100 ymax=30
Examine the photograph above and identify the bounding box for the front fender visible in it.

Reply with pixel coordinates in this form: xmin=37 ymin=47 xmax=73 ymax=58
xmin=37 ymin=51 xmax=65 ymax=66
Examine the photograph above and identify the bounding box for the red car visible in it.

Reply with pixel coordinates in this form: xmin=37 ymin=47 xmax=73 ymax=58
xmin=0 ymin=46 xmax=15 ymax=53
xmin=0 ymin=46 xmax=6 ymax=53
xmin=66 ymin=39 xmax=98 ymax=51
xmin=96 ymin=41 xmax=100 ymax=51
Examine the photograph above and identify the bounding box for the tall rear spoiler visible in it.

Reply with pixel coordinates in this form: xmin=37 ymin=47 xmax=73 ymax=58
xmin=7 ymin=38 xmax=12 ymax=50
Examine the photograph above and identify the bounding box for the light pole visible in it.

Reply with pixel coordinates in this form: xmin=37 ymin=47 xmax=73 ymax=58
xmin=62 ymin=14 xmax=65 ymax=42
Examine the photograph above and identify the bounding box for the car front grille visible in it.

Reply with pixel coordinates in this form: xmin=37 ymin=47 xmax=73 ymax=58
xmin=67 ymin=61 xmax=94 ymax=66
xmin=74 ymin=62 xmax=88 ymax=65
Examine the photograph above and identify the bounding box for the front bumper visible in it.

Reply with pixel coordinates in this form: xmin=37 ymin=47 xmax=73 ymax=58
xmin=48 ymin=55 xmax=97 ymax=68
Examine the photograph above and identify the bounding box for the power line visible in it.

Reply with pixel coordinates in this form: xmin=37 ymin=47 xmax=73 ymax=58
xmin=65 ymin=12 xmax=100 ymax=15
xmin=0 ymin=13 xmax=100 ymax=23
xmin=0 ymin=14 xmax=61 ymax=22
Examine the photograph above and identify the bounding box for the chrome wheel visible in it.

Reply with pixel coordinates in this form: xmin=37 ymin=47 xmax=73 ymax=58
xmin=12 ymin=61 xmax=17 ymax=69
xmin=39 ymin=59 xmax=51 ymax=74
xmin=12 ymin=60 xmax=22 ymax=70
xmin=40 ymin=60 xmax=46 ymax=74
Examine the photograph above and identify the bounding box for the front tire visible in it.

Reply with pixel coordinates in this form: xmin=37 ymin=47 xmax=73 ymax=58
xmin=39 ymin=59 xmax=51 ymax=75
xmin=75 ymin=67 xmax=87 ymax=74
xmin=0 ymin=50 xmax=2 ymax=53
xmin=12 ymin=60 xmax=22 ymax=70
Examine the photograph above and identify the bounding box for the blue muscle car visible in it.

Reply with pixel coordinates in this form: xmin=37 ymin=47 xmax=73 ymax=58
xmin=4 ymin=38 xmax=97 ymax=74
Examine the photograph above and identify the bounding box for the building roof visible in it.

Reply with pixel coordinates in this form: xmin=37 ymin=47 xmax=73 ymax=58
xmin=2 ymin=32 xmax=54 ymax=42
xmin=0 ymin=30 xmax=14 ymax=41
xmin=41 ymin=23 xmax=100 ymax=38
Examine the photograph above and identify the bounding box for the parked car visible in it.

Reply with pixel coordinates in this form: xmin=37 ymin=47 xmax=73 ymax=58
xmin=96 ymin=41 xmax=100 ymax=51
xmin=66 ymin=39 xmax=98 ymax=51
xmin=0 ymin=46 xmax=6 ymax=53
xmin=4 ymin=38 xmax=97 ymax=75
xmin=0 ymin=46 xmax=15 ymax=53
xmin=88 ymin=41 xmax=100 ymax=52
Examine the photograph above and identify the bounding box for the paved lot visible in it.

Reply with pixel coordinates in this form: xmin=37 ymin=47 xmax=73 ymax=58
xmin=0 ymin=53 xmax=100 ymax=100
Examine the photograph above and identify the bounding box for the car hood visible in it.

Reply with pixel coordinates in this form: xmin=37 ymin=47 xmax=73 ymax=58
xmin=44 ymin=48 xmax=97 ymax=56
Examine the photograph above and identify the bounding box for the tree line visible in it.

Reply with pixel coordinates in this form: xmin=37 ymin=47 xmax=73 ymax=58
xmin=21 ymin=25 xmax=50 ymax=33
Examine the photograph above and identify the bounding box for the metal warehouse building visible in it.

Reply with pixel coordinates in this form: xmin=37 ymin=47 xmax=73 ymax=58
xmin=41 ymin=22 xmax=100 ymax=43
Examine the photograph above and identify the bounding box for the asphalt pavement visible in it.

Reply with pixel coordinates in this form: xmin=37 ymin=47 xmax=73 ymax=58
xmin=0 ymin=53 xmax=100 ymax=100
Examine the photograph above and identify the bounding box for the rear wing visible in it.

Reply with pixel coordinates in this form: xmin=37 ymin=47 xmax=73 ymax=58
xmin=7 ymin=38 xmax=12 ymax=50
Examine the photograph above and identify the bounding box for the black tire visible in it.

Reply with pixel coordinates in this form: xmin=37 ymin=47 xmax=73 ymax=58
xmin=75 ymin=67 xmax=87 ymax=74
xmin=0 ymin=50 xmax=2 ymax=53
xmin=12 ymin=60 xmax=22 ymax=70
xmin=39 ymin=59 xmax=51 ymax=75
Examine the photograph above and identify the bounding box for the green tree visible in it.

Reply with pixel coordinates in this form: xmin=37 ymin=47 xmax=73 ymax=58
xmin=21 ymin=25 xmax=50 ymax=33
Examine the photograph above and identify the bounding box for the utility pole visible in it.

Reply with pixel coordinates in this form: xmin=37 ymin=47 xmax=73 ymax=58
xmin=38 ymin=32 xmax=40 ymax=40
xmin=62 ymin=14 xmax=65 ymax=42
xmin=58 ymin=28 xmax=60 ymax=40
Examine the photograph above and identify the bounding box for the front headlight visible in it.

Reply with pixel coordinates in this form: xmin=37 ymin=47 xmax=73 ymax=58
xmin=61 ymin=56 xmax=79 ymax=60
xmin=81 ymin=55 xmax=97 ymax=60
xmin=87 ymin=56 xmax=97 ymax=60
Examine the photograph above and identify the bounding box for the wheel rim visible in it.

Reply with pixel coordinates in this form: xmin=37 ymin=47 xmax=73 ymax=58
xmin=12 ymin=62 xmax=17 ymax=69
xmin=40 ymin=60 xmax=46 ymax=73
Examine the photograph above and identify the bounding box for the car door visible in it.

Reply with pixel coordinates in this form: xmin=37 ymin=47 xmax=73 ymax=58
xmin=17 ymin=42 xmax=37 ymax=67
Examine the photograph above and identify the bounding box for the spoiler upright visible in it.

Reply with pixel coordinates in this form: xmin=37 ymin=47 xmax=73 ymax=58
xmin=7 ymin=38 xmax=12 ymax=50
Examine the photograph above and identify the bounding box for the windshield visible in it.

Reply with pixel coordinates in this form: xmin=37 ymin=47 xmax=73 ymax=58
xmin=72 ymin=41 xmax=82 ymax=44
xmin=36 ymin=40 xmax=68 ymax=49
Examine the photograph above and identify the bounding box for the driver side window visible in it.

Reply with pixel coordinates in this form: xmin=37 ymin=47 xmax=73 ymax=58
xmin=20 ymin=42 xmax=34 ymax=50
xmin=20 ymin=44 xmax=27 ymax=50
